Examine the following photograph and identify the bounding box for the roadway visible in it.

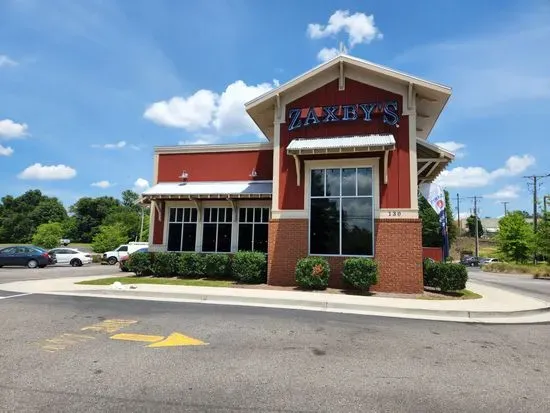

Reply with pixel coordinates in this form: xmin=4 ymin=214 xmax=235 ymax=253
xmin=468 ymin=268 xmax=550 ymax=302
xmin=1 ymin=292 xmax=549 ymax=412
xmin=0 ymin=263 xmax=120 ymax=284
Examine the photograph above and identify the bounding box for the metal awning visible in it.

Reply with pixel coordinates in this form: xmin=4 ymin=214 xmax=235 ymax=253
xmin=287 ymin=134 xmax=395 ymax=155
xmin=287 ymin=135 xmax=395 ymax=187
xmin=141 ymin=181 xmax=273 ymax=201
xmin=416 ymin=139 xmax=454 ymax=183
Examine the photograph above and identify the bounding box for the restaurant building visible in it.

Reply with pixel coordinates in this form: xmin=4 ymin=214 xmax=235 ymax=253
xmin=141 ymin=54 xmax=454 ymax=293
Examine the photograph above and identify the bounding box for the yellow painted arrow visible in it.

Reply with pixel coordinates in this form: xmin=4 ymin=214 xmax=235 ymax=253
xmin=110 ymin=332 xmax=207 ymax=347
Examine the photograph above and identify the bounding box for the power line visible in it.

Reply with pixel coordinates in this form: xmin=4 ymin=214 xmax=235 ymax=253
xmin=467 ymin=196 xmax=482 ymax=258
xmin=523 ymin=173 xmax=550 ymax=264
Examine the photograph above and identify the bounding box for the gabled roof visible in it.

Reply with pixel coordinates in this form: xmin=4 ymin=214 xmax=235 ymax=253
xmin=416 ymin=139 xmax=455 ymax=183
xmin=245 ymin=53 xmax=451 ymax=141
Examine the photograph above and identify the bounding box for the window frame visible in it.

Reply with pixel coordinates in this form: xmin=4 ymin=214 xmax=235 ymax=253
xmin=201 ymin=206 xmax=234 ymax=253
xmin=167 ymin=206 xmax=199 ymax=252
xmin=305 ymin=158 xmax=379 ymax=258
xmin=237 ymin=207 xmax=270 ymax=252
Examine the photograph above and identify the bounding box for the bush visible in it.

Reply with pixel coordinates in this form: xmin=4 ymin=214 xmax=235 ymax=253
xmin=32 ymin=222 xmax=64 ymax=250
xmin=128 ymin=252 xmax=152 ymax=276
xmin=91 ymin=223 xmax=128 ymax=253
xmin=342 ymin=258 xmax=378 ymax=292
xmin=177 ymin=253 xmax=207 ymax=278
xmin=483 ymin=262 xmax=550 ymax=278
xmin=203 ymin=253 xmax=231 ymax=278
xmin=424 ymin=262 xmax=468 ymax=292
xmin=295 ymin=257 xmax=330 ymax=290
xmin=232 ymin=251 xmax=267 ymax=284
xmin=151 ymin=252 xmax=180 ymax=277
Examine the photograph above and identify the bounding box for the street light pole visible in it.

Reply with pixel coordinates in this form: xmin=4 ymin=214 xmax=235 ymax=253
xmin=523 ymin=174 xmax=550 ymax=264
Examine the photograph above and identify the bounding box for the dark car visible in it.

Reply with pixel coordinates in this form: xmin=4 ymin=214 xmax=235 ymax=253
xmin=119 ymin=247 xmax=148 ymax=272
xmin=460 ymin=255 xmax=480 ymax=267
xmin=0 ymin=246 xmax=55 ymax=269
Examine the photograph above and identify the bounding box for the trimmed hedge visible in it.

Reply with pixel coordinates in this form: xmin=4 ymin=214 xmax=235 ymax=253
xmin=342 ymin=257 xmax=378 ymax=292
xmin=203 ymin=253 xmax=231 ymax=278
xmin=232 ymin=251 xmax=267 ymax=284
xmin=295 ymin=257 xmax=330 ymax=290
xmin=151 ymin=252 xmax=180 ymax=277
xmin=127 ymin=252 xmax=153 ymax=276
xmin=423 ymin=260 xmax=468 ymax=292
xmin=178 ymin=253 xmax=207 ymax=278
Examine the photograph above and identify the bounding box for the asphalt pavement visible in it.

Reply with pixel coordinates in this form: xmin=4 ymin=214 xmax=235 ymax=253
xmin=469 ymin=268 xmax=550 ymax=301
xmin=1 ymin=293 xmax=549 ymax=412
xmin=0 ymin=263 xmax=120 ymax=284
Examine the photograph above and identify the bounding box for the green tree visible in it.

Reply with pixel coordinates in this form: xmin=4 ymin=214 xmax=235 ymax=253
xmin=466 ymin=215 xmax=484 ymax=237
xmin=32 ymin=222 xmax=64 ymax=249
xmin=69 ymin=196 xmax=120 ymax=243
xmin=121 ymin=190 xmax=140 ymax=212
xmin=91 ymin=223 xmax=129 ymax=253
xmin=497 ymin=211 xmax=534 ymax=263
xmin=0 ymin=190 xmax=67 ymax=243
xmin=536 ymin=212 xmax=550 ymax=259
xmin=419 ymin=190 xmax=457 ymax=247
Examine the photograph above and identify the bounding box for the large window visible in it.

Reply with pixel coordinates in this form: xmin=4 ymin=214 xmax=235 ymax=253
xmin=309 ymin=167 xmax=374 ymax=256
xmin=238 ymin=207 xmax=269 ymax=252
xmin=202 ymin=207 xmax=232 ymax=252
xmin=167 ymin=207 xmax=198 ymax=252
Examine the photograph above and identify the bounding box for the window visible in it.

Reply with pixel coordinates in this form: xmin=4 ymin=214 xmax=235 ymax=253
xmin=309 ymin=167 xmax=374 ymax=256
xmin=238 ymin=207 xmax=269 ymax=252
xmin=117 ymin=246 xmax=128 ymax=252
xmin=167 ymin=207 xmax=198 ymax=252
xmin=202 ymin=207 xmax=232 ymax=252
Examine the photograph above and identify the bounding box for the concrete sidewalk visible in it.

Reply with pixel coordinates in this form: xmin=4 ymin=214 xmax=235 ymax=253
xmin=2 ymin=275 xmax=550 ymax=324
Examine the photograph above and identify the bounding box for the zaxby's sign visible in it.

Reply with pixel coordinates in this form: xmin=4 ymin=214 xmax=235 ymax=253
xmin=288 ymin=101 xmax=399 ymax=131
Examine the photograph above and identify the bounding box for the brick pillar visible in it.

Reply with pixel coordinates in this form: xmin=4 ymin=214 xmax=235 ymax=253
xmin=267 ymin=219 xmax=308 ymax=286
xmin=373 ymin=219 xmax=423 ymax=294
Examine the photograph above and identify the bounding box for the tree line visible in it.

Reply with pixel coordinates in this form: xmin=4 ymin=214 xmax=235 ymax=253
xmin=0 ymin=189 xmax=149 ymax=252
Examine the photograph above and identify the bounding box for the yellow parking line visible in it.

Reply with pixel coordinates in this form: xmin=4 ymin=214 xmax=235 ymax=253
xmin=110 ymin=333 xmax=165 ymax=343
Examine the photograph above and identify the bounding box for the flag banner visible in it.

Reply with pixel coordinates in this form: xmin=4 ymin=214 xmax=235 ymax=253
xmin=419 ymin=183 xmax=450 ymax=259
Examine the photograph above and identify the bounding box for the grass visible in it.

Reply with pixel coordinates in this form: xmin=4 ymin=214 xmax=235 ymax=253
xmin=482 ymin=262 xmax=550 ymax=278
xmin=419 ymin=289 xmax=482 ymax=300
xmin=76 ymin=276 xmax=236 ymax=287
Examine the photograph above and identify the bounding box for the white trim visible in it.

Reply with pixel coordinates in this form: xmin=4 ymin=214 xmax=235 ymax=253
xmin=409 ymin=111 xmax=419 ymax=210
xmin=153 ymin=153 xmax=159 ymax=185
xmin=271 ymin=210 xmax=308 ymax=219
xmin=379 ymin=208 xmax=419 ymax=219
xmin=416 ymin=138 xmax=454 ymax=159
xmin=272 ymin=118 xmax=282 ymax=211
xmin=383 ymin=150 xmax=389 ymax=185
xmin=155 ymin=142 xmax=273 ymax=154
xmin=304 ymin=158 xmax=379 ymax=258
xmin=292 ymin=154 xmax=301 ymax=186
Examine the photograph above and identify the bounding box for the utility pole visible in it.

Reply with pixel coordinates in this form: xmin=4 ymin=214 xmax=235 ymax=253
xmin=523 ymin=174 xmax=550 ymax=263
xmin=544 ymin=195 xmax=550 ymax=219
xmin=501 ymin=201 xmax=509 ymax=216
xmin=455 ymin=193 xmax=467 ymax=236
xmin=468 ymin=196 xmax=482 ymax=259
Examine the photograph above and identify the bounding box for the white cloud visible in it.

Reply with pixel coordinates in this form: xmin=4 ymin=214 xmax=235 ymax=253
xmin=133 ymin=178 xmax=150 ymax=192
xmin=91 ymin=180 xmax=114 ymax=188
xmin=213 ymin=80 xmax=274 ymax=136
xmin=144 ymin=80 xmax=276 ymax=137
xmin=18 ymin=163 xmax=77 ymax=180
xmin=0 ymin=144 xmax=14 ymax=156
xmin=0 ymin=119 xmax=28 ymax=139
xmin=317 ymin=47 xmax=340 ymax=62
xmin=91 ymin=140 xmax=126 ymax=149
xmin=436 ymin=154 xmax=535 ymax=188
xmin=143 ymin=90 xmax=217 ymax=130
xmin=0 ymin=55 xmax=18 ymax=68
xmin=307 ymin=10 xmax=383 ymax=47
xmin=433 ymin=141 xmax=466 ymax=158
xmin=485 ymin=185 xmax=521 ymax=200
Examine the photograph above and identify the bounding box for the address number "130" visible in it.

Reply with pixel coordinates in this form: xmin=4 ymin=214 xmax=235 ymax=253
xmin=387 ymin=211 xmax=402 ymax=217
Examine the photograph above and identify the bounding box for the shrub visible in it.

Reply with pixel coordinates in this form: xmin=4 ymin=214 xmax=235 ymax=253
xmin=128 ymin=252 xmax=152 ymax=276
xmin=424 ymin=262 xmax=468 ymax=292
xmin=177 ymin=253 xmax=207 ymax=278
xmin=32 ymin=222 xmax=64 ymax=250
xmin=232 ymin=251 xmax=267 ymax=284
xmin=342 ymin=258 xmax=378 ymax=292
xmin=203 ymin=253 xmax=231 ymax=278
xmin=295 ymin=257 xmax=330 ymax=290
xmin=151 ymin=252 xmax=180 ymax=277
xmin=91 ymin=223 xmax=128 ymax=253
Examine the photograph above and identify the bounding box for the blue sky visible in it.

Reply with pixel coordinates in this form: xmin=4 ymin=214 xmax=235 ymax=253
xmin=1 ymin=0 xmax=549 ymax=218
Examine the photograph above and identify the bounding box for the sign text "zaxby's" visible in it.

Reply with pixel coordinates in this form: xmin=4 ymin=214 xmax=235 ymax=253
xmin=288 ymin=101 xmax=399 ymax=132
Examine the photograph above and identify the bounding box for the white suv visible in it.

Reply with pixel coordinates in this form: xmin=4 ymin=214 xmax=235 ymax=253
xmin=103 ymin=242 xmax=148 ymax=265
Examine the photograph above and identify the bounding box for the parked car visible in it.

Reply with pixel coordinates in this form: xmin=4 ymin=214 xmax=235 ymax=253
xmin=119 ymin=247 xmax=148 ymax=272
xmin=48 ymin=247 xmax=92 ymax=267
xmin=103 ymin=242 xmax=148 ymax=265
xmin=0 ymin=246 xmax=55 ymax=269
xmin=481 ymin=258 xmax=499 ymax=265
xmin=460 ymin=255 xmax=480 ymax=267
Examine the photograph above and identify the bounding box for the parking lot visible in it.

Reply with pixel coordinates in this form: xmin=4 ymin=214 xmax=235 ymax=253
xmin=0 ymin=262 xmax=120 ymax=284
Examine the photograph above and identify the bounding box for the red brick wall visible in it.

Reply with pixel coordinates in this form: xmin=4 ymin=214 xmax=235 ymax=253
xmin=267 ymin=218 xmax=423 ymax=294
xmin=423 ymin=247 xmax=443 ymax=262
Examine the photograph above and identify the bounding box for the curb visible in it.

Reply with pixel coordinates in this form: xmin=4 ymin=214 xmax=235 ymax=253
xmin=48 ymin=288 xmax=550 ymax=321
